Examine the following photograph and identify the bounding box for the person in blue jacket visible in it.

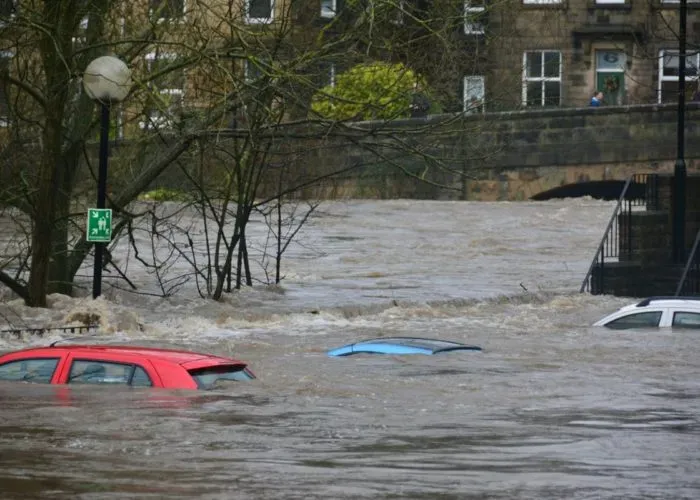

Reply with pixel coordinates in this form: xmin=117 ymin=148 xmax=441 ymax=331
xmin=590 ymin=91 xmax=604 ymax=107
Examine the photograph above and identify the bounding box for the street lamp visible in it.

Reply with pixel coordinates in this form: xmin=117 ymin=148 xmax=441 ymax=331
xmin=673 ymin=0 xmax=688 ymax=263
xmin=82 ymin=55 xmax=132 ymax=299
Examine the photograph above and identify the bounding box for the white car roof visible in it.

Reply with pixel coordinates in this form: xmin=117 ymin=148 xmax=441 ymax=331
xmin=632 ymin=296 xmax=700 ymax=309
xmin=594 ymin=296 xmax=700 ymax=326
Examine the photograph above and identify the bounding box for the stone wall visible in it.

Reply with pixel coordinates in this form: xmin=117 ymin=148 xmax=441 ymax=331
xmin=101 ymin=103 xmax=700 ymax=202
xmin=301 ymin=103 xmax=700 ymax=200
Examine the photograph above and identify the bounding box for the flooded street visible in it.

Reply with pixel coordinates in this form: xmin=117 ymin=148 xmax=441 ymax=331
xmin=0 ymin=199 xmax=698 ymax=499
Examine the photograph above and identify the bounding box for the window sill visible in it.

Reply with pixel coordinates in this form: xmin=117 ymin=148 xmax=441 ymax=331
xmin=654 ymin=0 xmax=700 ymax=8
xmin=521 ymin=1 xmax=567 ymax=9
xmin=588 ymin=1 xmax=631 ymax=10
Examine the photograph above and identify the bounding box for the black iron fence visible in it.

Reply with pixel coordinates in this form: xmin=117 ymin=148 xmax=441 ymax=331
xmin=580 ymin=173 xmax=650 ymax=294
xmin=0 ymin=324 xmax=98 ymax=340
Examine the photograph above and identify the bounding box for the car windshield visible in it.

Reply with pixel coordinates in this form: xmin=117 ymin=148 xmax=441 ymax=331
xmin=188 ymin=365 xmax=255 ymax=390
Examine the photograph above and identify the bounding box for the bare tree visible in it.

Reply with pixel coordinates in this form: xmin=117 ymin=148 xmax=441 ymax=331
xmin=0 ymin=0 xmax=497 ymax=305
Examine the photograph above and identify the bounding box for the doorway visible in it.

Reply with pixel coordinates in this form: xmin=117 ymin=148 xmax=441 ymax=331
xmin=595 ymin=51 xmax=626 ymax=105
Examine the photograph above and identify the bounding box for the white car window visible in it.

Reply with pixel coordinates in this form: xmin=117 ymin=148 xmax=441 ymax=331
xmin=672 ymin=311 xmax=700 ymax=328
xmin=605 ymin=311 xmax=663 ymax=329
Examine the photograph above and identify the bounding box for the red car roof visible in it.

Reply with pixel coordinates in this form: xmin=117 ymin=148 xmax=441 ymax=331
xmin=6 ymin=345 xmax=238 ymax=366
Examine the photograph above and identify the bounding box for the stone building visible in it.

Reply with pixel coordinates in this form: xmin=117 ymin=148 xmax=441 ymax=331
xmin=464 ymin=0 xmax=700 ymax=111
xmin=0 ymin=0 xmax=698 ymax=127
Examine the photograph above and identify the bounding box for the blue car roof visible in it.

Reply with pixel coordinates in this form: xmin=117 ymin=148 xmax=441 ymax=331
xmin=327 ymin=337 xmax=482 ymax=357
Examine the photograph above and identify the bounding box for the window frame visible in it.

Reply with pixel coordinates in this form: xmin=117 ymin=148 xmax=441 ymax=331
xmin=657 ymin=49 xmax=700 ymax=104
xmin=322 ymin=62 xmax=336 ymax=89
xmin=139 ymin=51 xmax=186 ymax=130
xmin=391 ymin=0 xmax=405 ymax=25
xmin=522 ymin=50 xmax=562 ymax=107
xmin=0 ymin=50 xmax=12 ymax=127
xmin=522 ymin=0 xmax=562 ymax=4
xmin=246 ymin=0 xmax=275 ymax=24
xmin=320 ymin=0 xmax=336 ymax=18
xmin=149 ymin=0 xmax=186 ymax=22
xmin=464 ymin=0 xmax=485 ymax=35
xmin=463 ymin=75 xmax=485 ymax=113
xmin=0 ymin=0 xmax=17 ymax=21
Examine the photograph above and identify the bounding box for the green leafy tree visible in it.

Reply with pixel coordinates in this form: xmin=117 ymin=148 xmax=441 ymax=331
xmin=311 ymin=62 xmax=431 ymax=121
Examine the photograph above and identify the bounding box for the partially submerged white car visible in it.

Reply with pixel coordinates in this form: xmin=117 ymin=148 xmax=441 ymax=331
xmin=594 ymin=296 xmax=700 ymax=329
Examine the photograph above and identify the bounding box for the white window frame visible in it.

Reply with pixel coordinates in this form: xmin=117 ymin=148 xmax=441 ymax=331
xmin=139 ymin=52 xmax=185 ymax=130
xmin=325 ymin=63 xmax=336 ymax=88
xmin=464 ymin=0 xmax=485 ymax=35
xmin=246 ymin=0 xmax=274 ymax=24
xmin=522 ymin=0 xmax=562 ymax=4
xmin=149 ymin=0 xmax=186 ymax=22
xmin=320 ymin=0 xmax=336 ymax=18
xmin=463 ymin=75 xmax=485 ymax=113
xmin=595 ymin=0 xmax=624 ymax=3
xmin=657 ymin=49 xmax=700 ymax=104
xmin=522 ymin=50 xmax=562 ymax=107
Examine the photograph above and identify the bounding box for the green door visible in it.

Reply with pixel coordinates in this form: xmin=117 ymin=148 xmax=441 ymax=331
xmin=596 ymin=71 xmax=625 ymax=105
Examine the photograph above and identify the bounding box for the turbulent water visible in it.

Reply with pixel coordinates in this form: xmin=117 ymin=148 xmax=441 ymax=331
xmin=0 ymin=199 xmax=698 ymax=500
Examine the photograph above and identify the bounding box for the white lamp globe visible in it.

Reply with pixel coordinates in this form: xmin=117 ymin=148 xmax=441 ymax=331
xmin=83 ymin=56 xmax=132 ymax=103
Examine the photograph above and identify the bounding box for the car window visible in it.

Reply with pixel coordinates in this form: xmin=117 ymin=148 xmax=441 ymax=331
xmin=188 ymin=366 xmax=255 ymax=390
xmin=604 ymin=311 xmax=663 ymax=329
xmin=68 ymin=360 xmax=152 ymax=387
xmin=130 ymin=366 xmax=153 ymax=387
xmin=672 ymin=311 xmax=700 ymax=328
xmin=0 ymin=358 xmax=59 ymax=383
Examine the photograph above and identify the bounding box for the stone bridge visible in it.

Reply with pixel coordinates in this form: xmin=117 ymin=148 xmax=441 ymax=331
xmin=112 ymin=103 xmax=700 ymax=202
xmin=310 ymin=103 xmax=700 ymax=201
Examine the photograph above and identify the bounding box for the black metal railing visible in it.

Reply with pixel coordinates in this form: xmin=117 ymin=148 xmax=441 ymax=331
xmin=580 ymin=173 xmax=649 ymax=294
xmin=0 ymin=324 xmax=98 ymax=340
xmin=675 ymin=228 xmax=700 ymax=296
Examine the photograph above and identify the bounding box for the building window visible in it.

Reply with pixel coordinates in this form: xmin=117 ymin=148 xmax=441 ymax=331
xmin=658 ymin=49 xmax=700 ymax=103
xmin=596 ymin=0 xmax=624 ymax=3
xmin=321 ymin=63 xmax=335 ymax=88
xmin=0 ymin=0 xmax=17 ymax=19
xmin=72 ymin=16 xmax=88 ymax=48
xmin=464 ymin=76 xmax=485 ymax=113
xmin=522 ymin=0 xmax=562 ymax=4
xmin=140 ymin=52 xmax=185 ymax=130
xmin=245 ymin=59 xmax=266 ymax=84
xmin=321 ymin=0 xmax=336 ymax=17
xmin=149 ymin=0 xmax=185 ymax=21
xmin=464 ymin=0 xmax=485 ymax=35
xmin=391 ymin=0 xmax=405 ymax=24
xmin=247 ymin=0 xmax=274 ymax=23
xmin=0 ymin=51 xmax=11 ymax=126
xmin=523 ymin=50 xmax=561 ymax=107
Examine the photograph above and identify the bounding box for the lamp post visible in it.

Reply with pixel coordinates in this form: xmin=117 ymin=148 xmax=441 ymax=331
xmin=673 ymin=0 xmax=688 ymax=263
xmin=82 ymin=56 xmax=132 ymax=299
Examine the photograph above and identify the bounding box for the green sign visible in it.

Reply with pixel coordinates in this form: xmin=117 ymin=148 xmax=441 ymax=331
xmin=87 ymin=208 xmax=112 ymax=242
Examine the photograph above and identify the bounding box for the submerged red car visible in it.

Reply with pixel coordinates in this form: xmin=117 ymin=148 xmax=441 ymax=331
xmin=0 ymin=344 xmax=255 ymax=390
